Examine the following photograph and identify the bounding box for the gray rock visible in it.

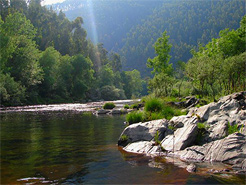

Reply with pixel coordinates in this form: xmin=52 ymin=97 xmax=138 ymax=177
xmin=186 ymin=163 xmax=197 ymax=172
xmin=161 ymin=118 xmax=198 ymax=151
xmin=96 ymin=109 xmax=111 ymax=114
xmin=207 ymin=120 xmax=228 ymax=141
xmin=194 ymin=102 xmax=221 ymax=121
xmin=177 ymin=133 xmax=246 ymax=169
xmin=111 ymin=109 xmax=128 ymax=114
xmin=118 ymin=119 xmax=170 ymax=146
xmin=124 ymin=141 xmax=153 ymax=154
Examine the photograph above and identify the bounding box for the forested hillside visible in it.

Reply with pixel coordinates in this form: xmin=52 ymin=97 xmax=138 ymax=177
xmin=0 ymin=0 xmax=144 ymax=106
xmin=52 ymin=0 xmax=245 ymax=75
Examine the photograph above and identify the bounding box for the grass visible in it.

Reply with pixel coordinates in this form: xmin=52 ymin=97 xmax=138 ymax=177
xmin=144 ymin=98 xmax=163 ymax=112
xmin=125 ymin=96 xmax=188 ymax=124
xmin=197 ymin=122 xmax=206 ymax=129
xmin=154 ymin=131 xmax=161 ymax=145
xmin=228 ymin=122 xmax=238 ymax=135
xmin=126 ymin=111 xmax=144 ymax=124
xmin=103 ymin=102 xmax=116 ymax=109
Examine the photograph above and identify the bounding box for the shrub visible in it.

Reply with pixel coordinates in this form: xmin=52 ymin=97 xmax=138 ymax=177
xmin=103 ymin=102 xmax=116 ymax=109
xmin=130 ymin=103 xmax=139 ymax=109
xmin=145 ymin=98 xmax=163 ymax=112
xmin=124 ymin=104 xmax=130 ymax=109
xmin=126 ymin=111 xmax=144 ymax=124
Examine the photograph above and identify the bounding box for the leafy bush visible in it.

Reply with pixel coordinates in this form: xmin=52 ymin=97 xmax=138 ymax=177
xmin=124 ymin=104 xmax=130 ymax=109
xmin=103 ymin=102 xmax=116 ymax=109
xmin=126 ymin=111 xmax=144 ymax=124
xmin=144 ymin=98 xmax=163 ymax=112
xmin=130 ymin=103 xmax=139 ymax=109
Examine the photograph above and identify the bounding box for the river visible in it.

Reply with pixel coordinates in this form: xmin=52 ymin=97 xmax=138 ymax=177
xmin=0 ymin=103 xmax=245 ymax=184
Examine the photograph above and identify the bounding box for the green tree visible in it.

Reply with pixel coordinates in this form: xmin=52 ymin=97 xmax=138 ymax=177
xmin=70 ymin=54 xmax=94 ymax=100
xmin=1 ymin=12 xmax=43 ymax=104
xmin=147 ymin=31 xmax=174 ymax=96
xmin=38 ymin=47 xmax=61 ymax=99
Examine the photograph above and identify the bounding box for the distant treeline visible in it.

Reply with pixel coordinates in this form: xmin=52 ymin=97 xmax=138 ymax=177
xmin=0 ymin=0 xmax=144 ymax=106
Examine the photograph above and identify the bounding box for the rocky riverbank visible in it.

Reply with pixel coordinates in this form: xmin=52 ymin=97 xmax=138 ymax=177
xmin=118 ymin=92 xmax=246 ymax=174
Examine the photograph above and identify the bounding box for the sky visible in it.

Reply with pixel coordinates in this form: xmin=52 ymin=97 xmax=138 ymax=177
xmin=41 ymin=0 xmax=66 ymax=6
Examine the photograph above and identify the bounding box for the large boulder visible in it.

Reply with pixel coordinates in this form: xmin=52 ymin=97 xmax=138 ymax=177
xmin=118 ymin=119 xmax=171 ymax=146
xmin=161 ymin=117 xmax=198 ymax=151
xmin=206 ymin=120 xmax=228 ymax=142
xmin=177 ymin=133 xmax=246 ymax=168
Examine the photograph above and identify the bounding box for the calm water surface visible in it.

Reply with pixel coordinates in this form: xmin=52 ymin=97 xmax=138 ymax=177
xmin=1 ymin=111 xmax=245 ymax=184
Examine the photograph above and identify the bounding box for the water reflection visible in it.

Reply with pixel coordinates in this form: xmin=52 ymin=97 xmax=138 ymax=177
xmin=1 ymin=112 xmax=245 ymax=184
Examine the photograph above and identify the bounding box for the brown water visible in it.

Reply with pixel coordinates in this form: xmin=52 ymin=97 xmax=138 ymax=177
xmin=0 ymin=111 xmax=245 ymax=184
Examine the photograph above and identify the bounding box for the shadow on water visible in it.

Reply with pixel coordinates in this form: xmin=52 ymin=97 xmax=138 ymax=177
xmin=1 ymin=111 xmax=245 ymax=184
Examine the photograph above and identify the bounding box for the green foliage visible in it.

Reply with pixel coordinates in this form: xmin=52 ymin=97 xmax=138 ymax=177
xmin=124 ymin=104 xmax=130 ymax=109
xmin=100 ymin=85 xmax=126 ymax=101
xmin=197 ymin=122 xmax=206 ymax=129
xmin=168 ymin=125 xmax=175 ymax=131
xmin=0 ymin=72 xmax=26 ymax=106
xmin=126 ymin=111 xmax=144 ymax=124
xmin=103 ymin=102 xmax=116 ymax=110
xmin=144 ymin=98 xmax=163 ymax=112
xmin=186 ymin=16 xmax=246 ymax=98
xmin=147 ymin=31 xmax=174 ymax=97
xmin=120 ymin=134 xmax=129 ymax=141
xmin=195 ymin=122 xmax=208 ymax=145
xmin=130 ymin=103 xmax=139 ymax=109
xmin=154 ymin=131 xmax=161 ymax=145
xmin=121 ymin=70 xmax=143 ymax=99
xmin=228 ymin=122 xmax=238 ymax=135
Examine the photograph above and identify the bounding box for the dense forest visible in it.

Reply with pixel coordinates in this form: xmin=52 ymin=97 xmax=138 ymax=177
xmin=0 ymin=0 xmax=245 ymax=107
xmin=52 ymin=0 xmax=245 ymax=75
xmin=0 ymin=0 xmax=143 ymax=106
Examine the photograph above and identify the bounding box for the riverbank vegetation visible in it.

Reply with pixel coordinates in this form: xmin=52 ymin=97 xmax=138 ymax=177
xmin=0 ymin=0 xmax=144 ymax=106
xmin=126 ymin=97 xmax=186 ymax=124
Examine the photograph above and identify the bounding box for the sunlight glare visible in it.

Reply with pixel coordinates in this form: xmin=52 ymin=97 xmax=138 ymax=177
xmin=87 ymin=0 xmax=98 ymax=44
xmin=41 ymin=0 xmax=66 ymax=6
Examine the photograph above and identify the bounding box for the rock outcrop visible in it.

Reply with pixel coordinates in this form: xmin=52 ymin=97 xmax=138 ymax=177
xmin=118 ymin=91 xmax=246 ymax=173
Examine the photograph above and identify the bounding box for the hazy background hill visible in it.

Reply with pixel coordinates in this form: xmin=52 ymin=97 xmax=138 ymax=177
xmin=51 ymin=0 xmax=245 ymax=76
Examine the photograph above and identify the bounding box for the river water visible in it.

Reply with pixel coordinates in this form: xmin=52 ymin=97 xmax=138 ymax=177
xmin=0 ymin=109 xmax=245 ymax=184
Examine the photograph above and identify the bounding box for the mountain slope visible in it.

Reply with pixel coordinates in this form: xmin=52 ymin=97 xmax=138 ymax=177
xmin=51 ymin=0 xmax=245 ymax=75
